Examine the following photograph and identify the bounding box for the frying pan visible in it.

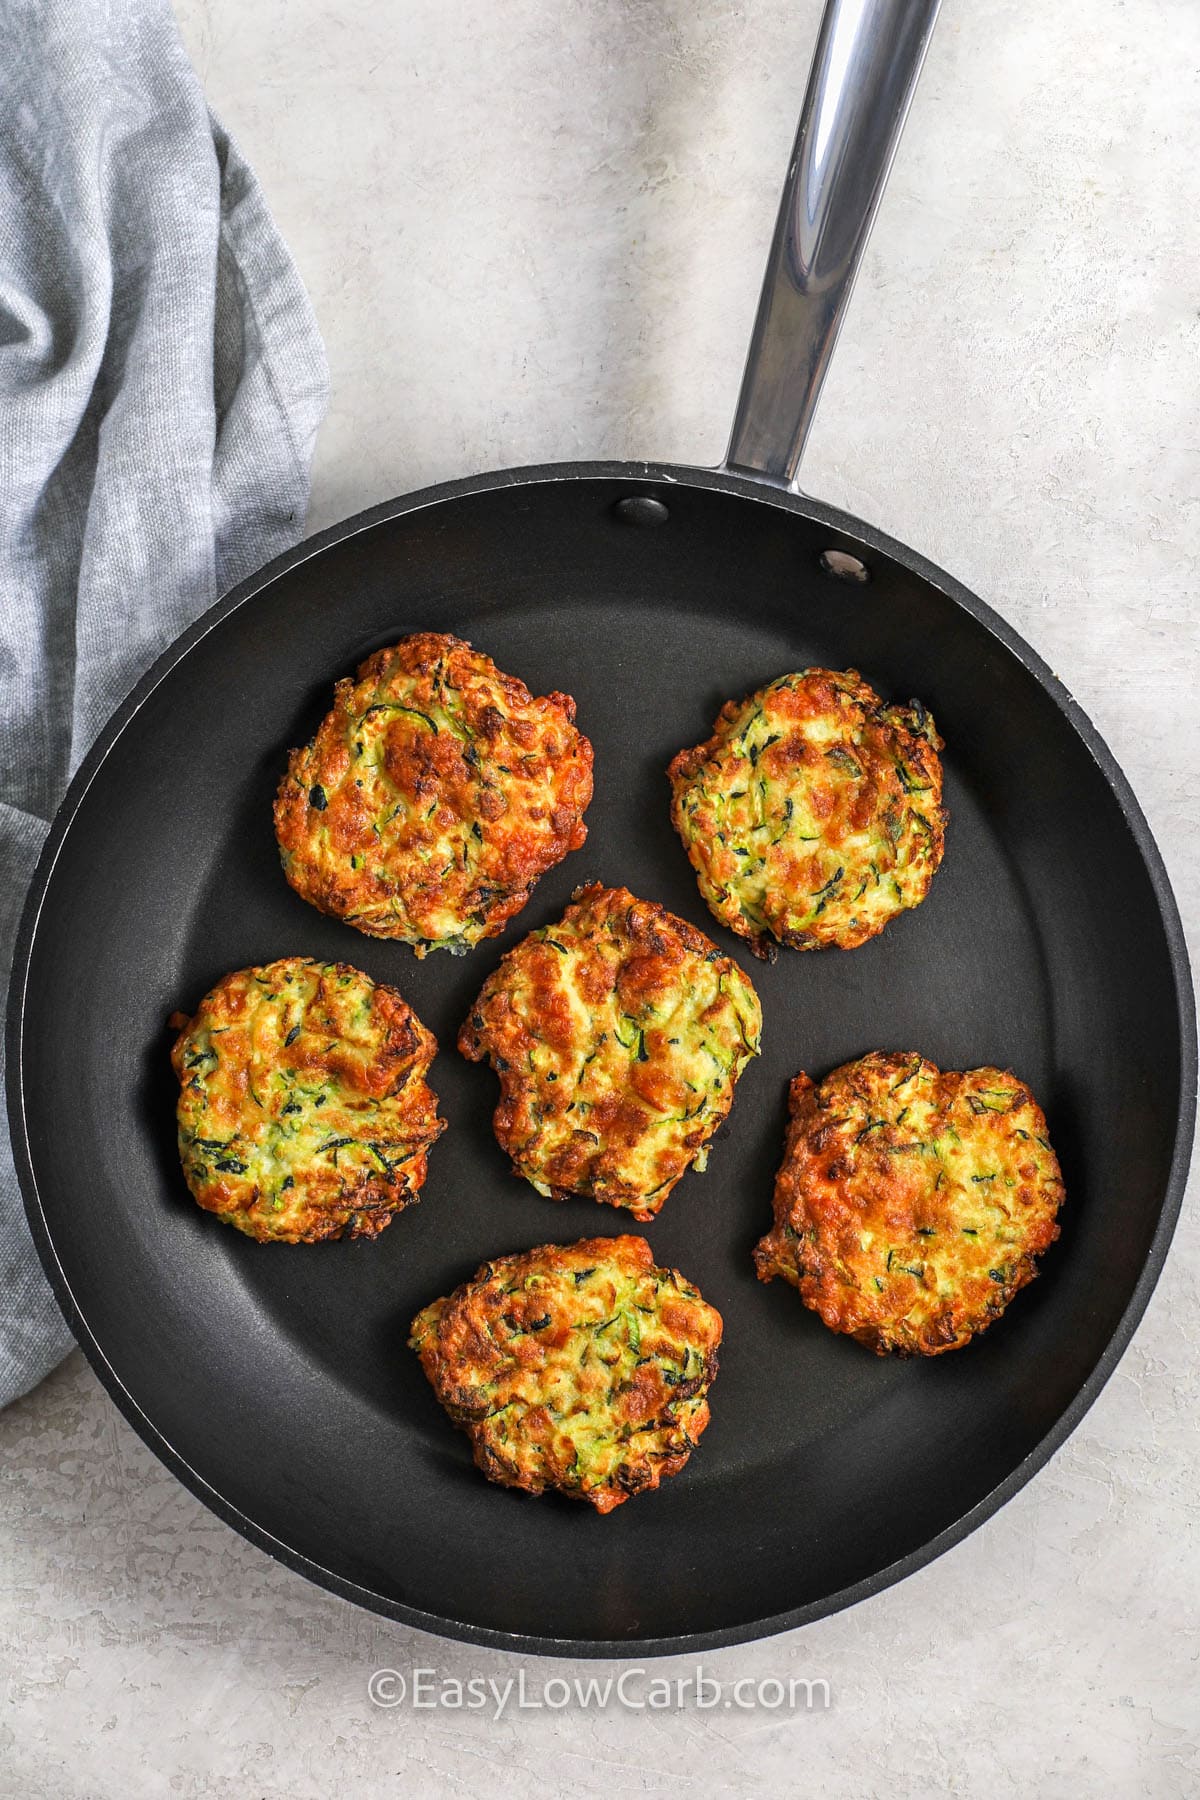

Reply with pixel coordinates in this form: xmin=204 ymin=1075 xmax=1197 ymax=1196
xmin=8 ymin=0 xmax=1195 ymax=1655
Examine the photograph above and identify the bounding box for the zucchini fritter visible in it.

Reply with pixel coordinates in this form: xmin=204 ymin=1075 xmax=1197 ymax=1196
xmin=170 ymin=957 xmax=444 ymax=1243
xmin=668 ymin=668 xmax=945 ymax=959
xmin=754 ymin=1052 xmax=1065 ymax=1355
xmin=459 ymin=884 xmax=762 ymax=1219
xmin=410 ymin=1235 xmax=722 ymax=1512
xmin=275 ymin=633 xmax=593 ymax=955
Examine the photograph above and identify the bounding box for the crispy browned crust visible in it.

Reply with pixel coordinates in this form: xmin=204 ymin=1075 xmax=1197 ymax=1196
xmin=754 ymin=1052 xmax=1065 ymax=1355
xmin=274 ymin=632 xmax=593 ymax=955
xmin=458 ymin=883 xmax=762 ymax=1219
xmin=668 ymin=668 xmax=946 ymax=958
xmin=170 ymin=956 xmax=444 ymax=1243
xmin=410 ymin=1235 xmax=722 ymax=1512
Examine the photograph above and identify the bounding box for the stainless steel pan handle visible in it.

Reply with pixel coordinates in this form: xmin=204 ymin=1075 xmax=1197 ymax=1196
xmin=725 ymin=0 xmax=943 ymax=490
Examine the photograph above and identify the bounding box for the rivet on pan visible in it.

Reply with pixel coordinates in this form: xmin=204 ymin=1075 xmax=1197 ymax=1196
xmin=613 ymin=495 xmax=670 ymax=527
xmin=819 ymin=548 xmax=869 ymax=583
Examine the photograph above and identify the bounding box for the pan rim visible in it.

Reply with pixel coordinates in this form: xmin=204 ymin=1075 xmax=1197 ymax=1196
xmin=7 ymin=458 xmax=1196 ymax=1657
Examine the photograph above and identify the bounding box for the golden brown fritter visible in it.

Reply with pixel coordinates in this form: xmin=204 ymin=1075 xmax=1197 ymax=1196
xmin=668 ymin=668 xmax=946 ymax=959
xmin=170 ymin=957 xmax=444 ymax=1243
xmin=754 ymin=1052 xmax=1065 ymax=1355
xmin=274 ymin=633 xmax=594 ymax=955
xmin=410 ymin=1235 xmax=722 ymax=1512
xmin=459 ymin=884 xmax=762 ymax=1219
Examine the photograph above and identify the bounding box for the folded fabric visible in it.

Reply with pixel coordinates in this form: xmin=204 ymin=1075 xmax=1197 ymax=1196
xmin=0 ymin=0 xmax=329 ymax=1406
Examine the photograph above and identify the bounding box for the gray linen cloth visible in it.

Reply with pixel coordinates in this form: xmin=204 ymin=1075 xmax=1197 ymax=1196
xmin=1 ymin=0 xmax=329 ymax=1404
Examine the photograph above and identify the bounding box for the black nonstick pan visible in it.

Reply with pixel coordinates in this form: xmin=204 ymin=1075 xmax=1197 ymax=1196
xmin=8 ymin=0 xmax=1195 ymax=1655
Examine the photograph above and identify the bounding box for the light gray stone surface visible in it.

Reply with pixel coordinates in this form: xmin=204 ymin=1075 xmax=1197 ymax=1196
xmin=3 ymin=0 xmax=1198 ymax=1793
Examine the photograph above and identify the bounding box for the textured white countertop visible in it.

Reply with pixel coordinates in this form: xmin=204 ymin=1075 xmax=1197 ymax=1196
xmin=4 ymin=1 xmax=1199 ymax=1793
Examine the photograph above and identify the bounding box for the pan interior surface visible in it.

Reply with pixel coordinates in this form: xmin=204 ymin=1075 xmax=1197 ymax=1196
xmin=13 ymin=471 xmax=1190 ymax=1651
